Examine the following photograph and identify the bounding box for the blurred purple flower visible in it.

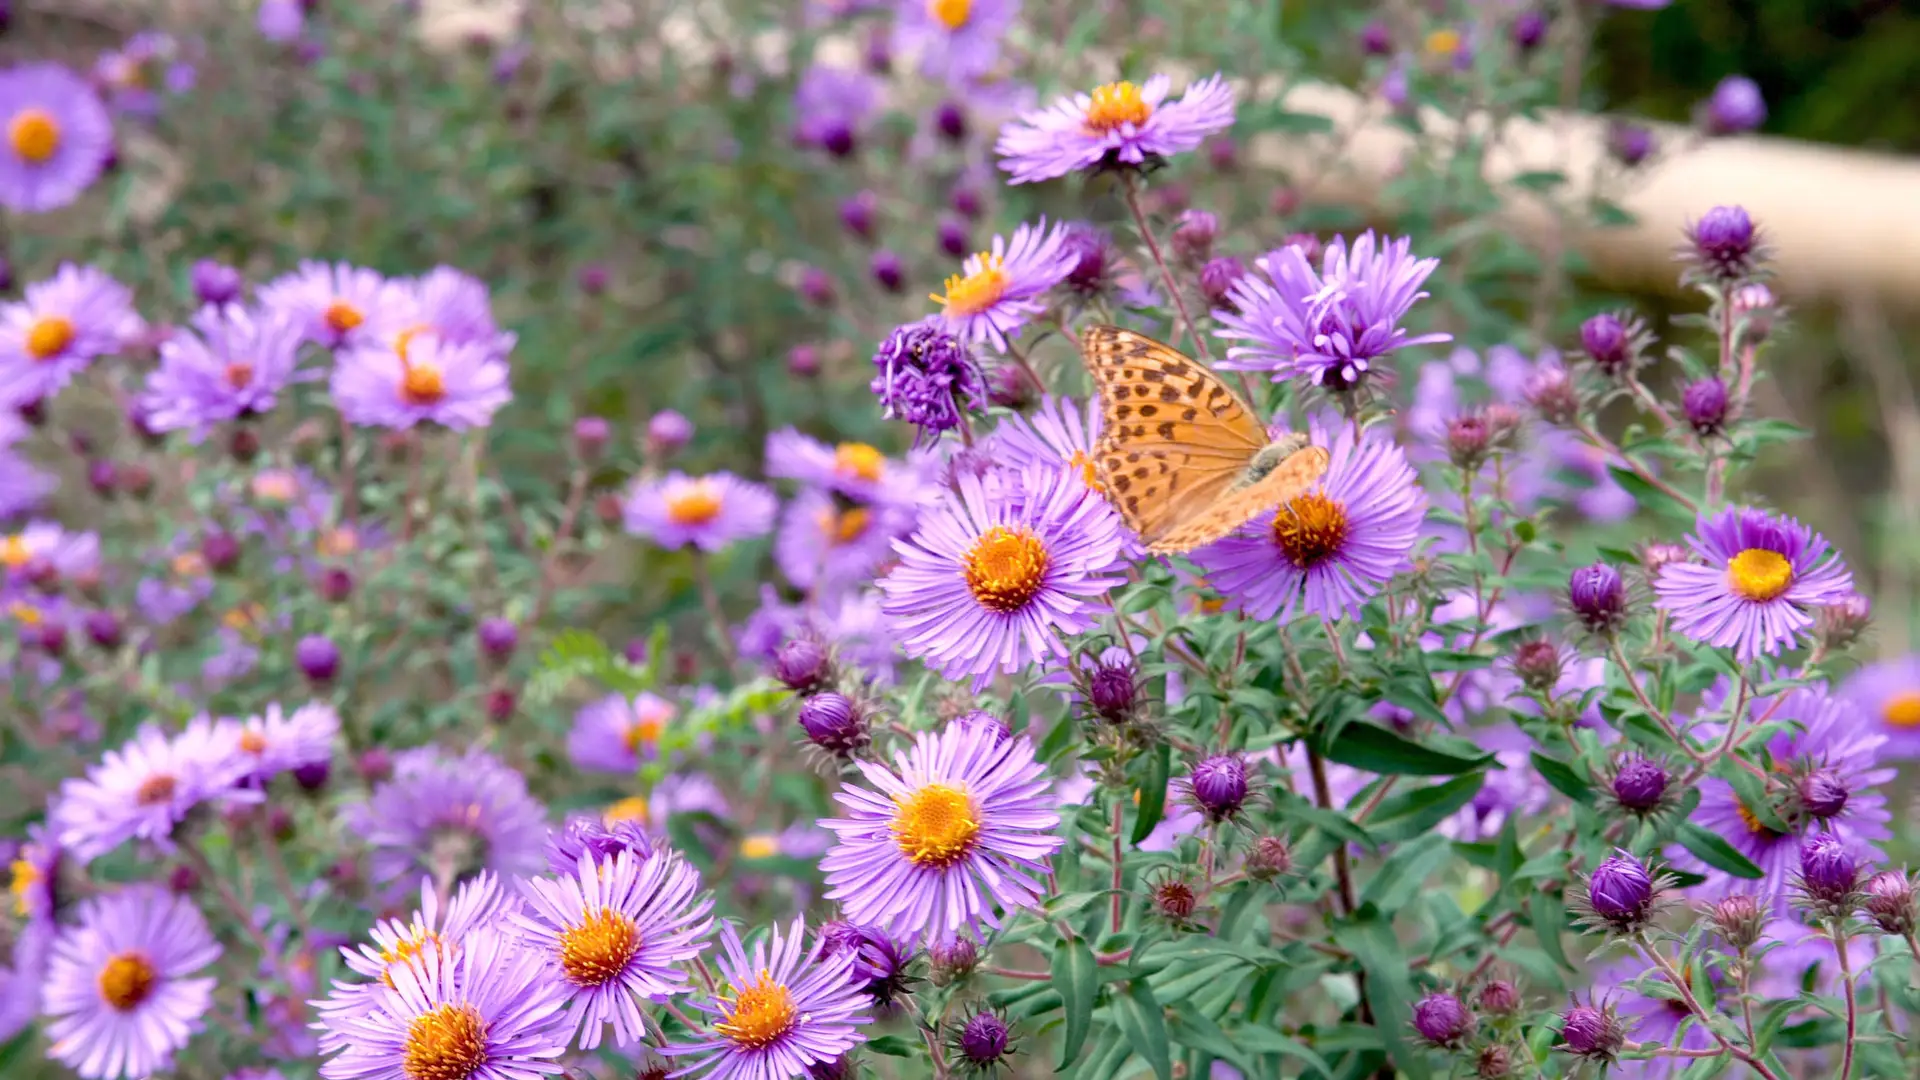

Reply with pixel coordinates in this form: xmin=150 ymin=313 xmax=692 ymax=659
xmin=0 ymin=63 xmax=112 ymax=213
xmin=793 ymin=64 xmax=880 ymax=156
xmin=141 ymin=304 xmax=307 ymax=438
xmin=0 ymin=263 xmax=136 ymax=408
xmin=996 ymin=73 xmax=1235 ymax=183
xmin=621 ymin=471 xmax=776 ymax=552
xmin=892 ymin=0 xmax=1019 ymax=85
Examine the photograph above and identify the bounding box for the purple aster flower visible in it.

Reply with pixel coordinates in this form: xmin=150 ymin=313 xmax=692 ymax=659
xmin=512 ymin=850 xmax=712 ymax=1049
xmin=892 ymin=0 xmax=1018 ymax=85
xmin=1437 ymin=724 xmax=1551 ymax=842
xmin=0 ymin=448 xmax=55 ymax=518
xmin=91 ymin=34 xmax=194 ymax=118
xmin=316 ymin=927 xmax=570 ymax=1080
xmin=544 ymin=815 xmax=655 ymax=876
xmin=930 ymin=217 xmax=1076 ymax=351
xmin=41 ymin=885 xmax=220 ymax=1080
xmin=0 ymin=919 xmax=53 ymax=1042
xmin=792 ymin=64 xmax=880 ymax=156
xmin=322 ymin=872 xmax=519 ymax=1030
xmin=666 ymin=917 xmax=871 ymax=1079
xmin=385 ymin=266 xmax=515 ymax=358
xmin=1214 ymin=232 xmax=1451 ymax=390
xmin=817 ymin=920 xmax=915 ymax=1005
xmin=1704 ymin=74 xmax=1766 ymax=135
xmin=0 ymin=63 xmax=112 ymax=213
xmin=190 ymin=260 xmax=243 ymax=305
xmin=773 ymin=488 xmax=909 ymax=594
xmin=225 ymin=700 xmax=338 ymax=783
xmin=622 ymin=471 xmax=776 ymax=552
xmin=1188 ymin=419 xmax=1426 ymax=623
xmin=870 ymin=318 xmax=989 ymax=444
xmin=256 ymin=0 xmax=306 ymax=43
xmin=7 ymin=823 xmax=59 ymax=921
xmin=48 ymin=722 xmax=260 ymax=862
xmin=987 ymin=394 xmax=1104 ymax=490
xmin=342 ymin=747 xmax=549 ymax=886
xmin=257 ymin=260 xmax=416 ymax=351
xmin=0 ymin=263 xmax=136 ymax=408
xmin=331 ymin=334 xmax=511 ymax=430
xmin=1840 ymin=655 xmax=1920 ymax=758
xmin=1653 ymin=506 xmax=1853 ymax=662
xmin=820 ymin=721 xmax=1062 ymax=939
xmin=878 ymin=463 xmax=1125 ymax=690
xmin=139 ymin=304 xmax=306 ymax=437
xmin=1 ymin=519 xmax=99 ymax=586
xmin=764 ymin=428 xmax=917 ymax=506
xmin=1753 ymin=918 xmax=1874 ymax=1000
xmin=996 ymin=73 xmax=1235 ymax=183
xmin=567 ymin=692 xmax=677 ymax=773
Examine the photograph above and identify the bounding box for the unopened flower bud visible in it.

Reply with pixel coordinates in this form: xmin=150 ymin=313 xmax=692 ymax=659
xmin=1412 ymin=991 xmax=1475 ymax=1049
xmin=192 ymin=260 xmax=243 ymax=305
xmin=950 ymin=185 xmax=983 ymax=220
xmin=1207 ymin=136 xmax=1238 ymax=172
xmin=118 ymin=462 xmax=155 ymax=498
xmin=1199 ymin=256 xmax=1246 ymax=309
xmin=774 ymin=638 xmax=832 ymax=694
xmin=1477 ymin=980 xmax=1521 ymax=1016
xmin=929 ymin=936 xmax=979 ymax=984
xmin=577 ymin=263 xmax=610 ymax=295
xmin=318 ymin=566 xmax=354 ymax=603
xmin=1734 ymin=282 xmax=1777 ymax=343
xmin=933 ymin=100 xmax=967 ymax=142
xmin=1816 ymin=593 xmax=1872 ymax=652
xmin=1360 ymin=20 xmax=1392 ymax=55
xmin=1510 ymin=639 xmax=1563 ymax=693
xmin=229 ymin=426 xmax=261 ymax=463
xmin=1560 ymin=1000 xmax=1623 ymax=1061
xmin=957 ymin=1010 xmax=1012 ymax=1069
xmin=1863 ymin=870 xmax=1917 ymax=936
xmin=1476 ymin=1044 xmax=1513 ymax=1079
xmin=1171 ymin=209 xmax=1218 ymax=263
xmin=1187 ymin=753 xmax=1249 ymax=821
xmin=1061 ymin=225 xmax=1112 ymax=294
xmin=839 ymin=190 xmax=877 ymax=240
xmin=84 ymin=610 xmax=123 ymax=649
xmin=1707 ymin=894 xmax=1767 ymax=951
xmin=356 ymin=747 xmax=394 ymax=784
xmin=1088 ymin=648 xmax=1139 ymax=722
xmin=646 ymin=409 xmax=692 ymax=458
xmin=477 ymin=618 xmax=519 ymax=662
xmin=201 ymin=531 xmax=241 ymax=573
xmin=1687 ymin=205 xmax=1759 ymax=281
xmin=1579 ymin=312 xmax=1633 ymax=376
xmin=296 ymin=635 xmax=340 ymax=684
xmin=798 ymin=267 xmax=836 ymax=307
xmin=1797 ymin=767 xmax=1849 ymax=821
xmin=169 ymin=863 xmax=199 ymax=893
xmin=798 ymin=692 xmax=868 ymax=756
xmin=1523 ymin=364 xmax=1579 ymax=424
xmin=268 ymin=805 xmax=296 ymax=841
xmin=572 ymin=416 xmax=610 ymax=461
xmin=1683 ymin=377 xmax=1729 ymax=436
xmin=484 ymin=687 xmax=516 ymax=722
xmin=1568 ymin=563 xmax=1628 ymax=634
xmin=1608 ymin=121 xmax=1655 ymax=167
xmin=987 ymin=364 xmax=1036 ymax=410
xmin=1609 ymin=754 xmax=1669 ymax=814
xmin=1584 ymin=851 xmax=1655 ymax=930
xmin=1246 ymin=835 xmax=1293 ymax=880
xmin=294 ymin=760 xmax=330 ymax=792
xmin=1511 ymin=11 xmax=1547 ymax=50
xmin=787 ymin=344 xmax=821 ymax=378
xmin=1640 ymin=542 xmax=1690 ymax=583
xmin=1798 ymin=833 xmax=1859 ymax=914
xmin=1152 ymin=877 xmax=1197 ymax=921
xmin=938 ymin=218 xmax=969 ymax=258
xmin=86 ymin=459 xmax=117 ymax=498
xmin=870 ymin=250 xmax=904 ymax=294
xmin=1704 ymin=75 xmax=1766 ymax=136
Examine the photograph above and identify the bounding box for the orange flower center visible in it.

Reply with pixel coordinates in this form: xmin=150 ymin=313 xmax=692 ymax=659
xmin=8 ymin=108 xmax=60 ymax=164
xmin=1425 ymin=29 xmax=1463 ymax=57
xmin=716 ymin=970 xmax=799 ymax=1049
xmin=932 ymin=254 xmax=1008 ymax=318
xmin=402 ymin=1003 xmax=490 ymax=1080
xmin=0 ymin=534 xmax=29 ymax=568
xmin=1085 ymin=81 xmax=1153 ymax=133
xmin=10 ymin=858 xmax=42 ymax=915
xmin=395 ymin=325 xmax=432 ymax=363
xmin=819 ymin=508 xmax=871 ymax=546
xmin=324 ymin=300 xmax=364 ymax=335
xmin=834 ymin=442 xmax=886 ymax=482
xmin=963 ymin=526 xmax=1050 ymax=613
xmin=559 ymin=908 xmax=641 ymax=986
xmin=623 ymin=708 xmax=669 ymax=753
xmin=1726 ymin=549 xmax=1792 ymax=602
xmin=739 ymin=834 xmax=781 ymax=860
xmin=136 ymin=773 xmax=177 ymax=806
xmin=1883 ymin=690 xmax=1920 ymax=729
xmin=319 ymin=527 xmax=359 ymax=557
xmin=25 ymin=316 xmax=75 ymax=361
xmin=891 ymin=782 xmax=980 ymax=867
xmin=401 ymin=361 xmax=446 ymax=406
xmin=1272 ymin=492 xmax=1349 ymax=568
xmin=379 ymin=928 xmax=445 ymax=987
xmin=666 ymin=481 xmax=723 ymax=526
xmin=225 ymin=362 xmax=255 ymax=390
xmin=97 ymin=951 xmax=156 ymax=1012
xmin=927 ymin=0 xmax=972 ymax=30
xmin=604 ymin=796 xmax=650 ymax=825
xmin=172 ymin=552 xmax=209 ymax=577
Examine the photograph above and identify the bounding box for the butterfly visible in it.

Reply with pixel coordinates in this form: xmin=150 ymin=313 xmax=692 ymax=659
xmin=1078 ymin=324 xmax=1331 ymax=555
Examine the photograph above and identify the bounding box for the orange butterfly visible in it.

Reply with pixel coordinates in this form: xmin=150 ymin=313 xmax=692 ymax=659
xmin=1078 ymin=324 xmax=1331 ymax=555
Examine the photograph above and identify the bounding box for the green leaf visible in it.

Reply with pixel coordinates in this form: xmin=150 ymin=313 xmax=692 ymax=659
xmin=1527 ymin=891 xmax=1574 ymax=971
xmin=1368 ymin=773 xmax=1487 ymax=841
xmin=1233 ymin=1026 xmax=1336 ymax=1078
xmin=1359 ymin=834 xmax=1453 ymax=912
xmin=1166 ymin=1002 xmax=1259 ymax=1078
xmin=1053 ymin=937 xmax=1099 ymax=1070
xmin=863 ymin=1034 xmax=917 ymax=1057
xmin=1321 ymin=722 xmax=1494 ymax=776
xmin=1676 ymin=823 xmax=1766 ymax=879
xmin=1606 ymin=465 xmax=1687 ymax=515
xmin=1112 ymin=980 xmax=1174 ymax=1080
xmin=1379 ymin=677 xmax=1452 ymax=730
xmin=1509 ymin=169 xmax=1569 ymax=193
xmin=1276 ymin=794 xmax=1379 ymax=852
xmin=1333 ymin=915 xmax=1432 ymax=1080
xmin=1529 ymin=751 xmax=1595 ymax=805
xmin=1131 ymin=742 xmax=1171 ymax=846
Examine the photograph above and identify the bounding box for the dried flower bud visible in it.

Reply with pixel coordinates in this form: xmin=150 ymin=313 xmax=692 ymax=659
xmin=1152 ymin=877 xmax=1198 ymax=921
xmin=1510 ymin=639 xmax=1563 ymax=694
xmin=929 ymin=936 xmax=979 ymax=984
xmin=1476 ymin=1044 xmax=1513 ymax=1079
xmin=1477 ymin=980 xmax=1521 ymax=1016
xmin=1568 ymin=563 xmax=1628 ymax=634
xmin=1707 ymin=894 xmax=1766 ymax=951
xmin=774 ymin=638 xmax=832 ymax=694
xmin=1863 ymin=870 xmax=1917 ymax=936
xmin=1682 ymin=377 xmax=1729 ymax=436
xmin=1560 ymin=999 xmax=1623 ymax=1061
xmin=1187 ymin=753 xmax=1249 ymax=821
xmin=1247 ymin=835 xmax=1293 ymax=880
xmin=1412 ymin=991 xmax=1475 ymax=1049
xmin=1199 ymin=256 xmax=1247 ymax=309
xmin=1446 ymin=413 xmax=1492 ymax=471
xmin=1609 ymin=754 xmax=1669 ymax=815
xmin=1816 ymin=593 xmax=1872 ymax=652
xmin=798 ymin=692 xmax=869 ymax=756
xmin=1583 ymin=851 xmax=1656 ymax=931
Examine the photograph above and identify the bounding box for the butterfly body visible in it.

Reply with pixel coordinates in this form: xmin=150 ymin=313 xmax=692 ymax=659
xmin=1077 ymin=324 xmax=1330 ymax=555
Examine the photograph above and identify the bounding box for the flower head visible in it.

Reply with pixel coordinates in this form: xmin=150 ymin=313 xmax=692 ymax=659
xmin=765 ymin=429 xmax=918 ymax=506
xmin=996 ymin=73 xmax=1235 ymax=183
xmin=799 ymin=692 xmax=870 ymax=757
xmin=1189 ymin=420 xmax=1426 ymax=623
xmin=543 ymin=815 xmax=655 ymax=876
xmin=1840 ymin=655 xmax=1920 ymax=758
xmin=0 ymin=263 xmax=136 ymax=408
xmin=0 ymin=63 xmax=112 ymax=213
xmin=343 ymin=747 xmax=548 ymax=886
xmin=1568 ymin=562 xmax=1628 ymax=634
xmin=667 ymin=918 xmax=871 ymax=1080
xmin=930 ymin=218 xmax=1076 ymax=351
xmin=793 ymin=64 xmax=880 ymax=155
xmin=773 ymin=488 xmax=911 ymax=594
xmin=50 ymin=722 xmax=259 ymax=861
xmin=622 ymin=471 xmax=777 ymax=553
xmin=1606 ymin=754 xmax=1671 ymax=816
xmin=1863 ymin=869 xmax=1918 ymax=936
xmin=1684 ymin=205 xmax=1762 ymax=281
xmin=323 ymin=872 xmax=520 ymax=1030
xmin=950 ymin=1008 xmax=1014 ymax=1073
xmin=41 ymin=886 xmax=220 ymax=1080
xmin=870 ymin=318 xmax=989 ymax=444
xmin=892 ymin=0 xmax=1018 ymax=85
xmin=879 ymin=464 xmax=1125 ymax=690
xmin=226 ymin=701 xmax=339 ymax=783
xmin=1579 ymin=850 xmax=1658 ymax=932
xmin=141 ymin=304 xmax=307 ymax=437
xmin=332 ymin=334 xmax=511 ymax=430
xmin=1184 ymin=753 xmax=1249 ymax=822
xmin=820 ymin=721 xmax=1062 ymax=940
xmin=1559 ymin=996 xmax=1623 ymax=1062
xmin=817 ymin=920 xmax=916 ymax=1006
xmin=512 ymin=850 xmax=712 ymax=1049
xmin=987 ymin=395 xmax=1105 ymax=492
xmin=1654 ymin=506 xmax=1852 ymax=661
xmin=568 ymin=692 xmax=677 ymax=774
xmin=1411 ymin=991 xmax=1475 ymax=1049
xmin=1214 ymin=232 xmax=1450 ymax=391
xmin=258 ymin=260 xmax=415 ymax=351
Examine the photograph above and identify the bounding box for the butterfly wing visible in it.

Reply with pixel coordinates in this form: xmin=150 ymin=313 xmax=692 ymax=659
xmin=1079 ymin=325 xmax=1269 ymax=545
xmin=1145 ymin=444 xmax=1332 ymax=555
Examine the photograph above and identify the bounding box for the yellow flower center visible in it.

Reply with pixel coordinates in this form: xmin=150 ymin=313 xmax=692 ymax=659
xmin=1883 ymin=690 xmax=1920 ymax=729
xmin=97 ymin=951 xmax=156 ymax=1012
xmin=739 ymin=834 xmax=781 ymax=860
xmin=324 ymin=300 xmax=364 ymax=335
xmin=1426 ymin=29 xmax=1463 ymax=57
xmin=136 ymin=773 xmax=177 ymax=806
xmin=819 ymin=508 xmax=871 ymax=546
xmin=716 ymin=970 xmax=799 ymax=1049
xmin=240 ymin=729 xmax=268 ymax=754
xmin=834 ymin=442 xmax=886 ymax=482
xmin=927 ymin=0 xmax=972 ymax=30
xmin=1272 ymin=492 xmax=1349 ymax=568
xmin=604 ymin=796 xmax=651 ymax=824
xmin=25 ymin=316 xmax=75 ymax=361
xmin=1726 ymin=548 xmax=1792 ymax=602
xmin=623 ymin=708 xmax=669 ymax=754
xmin=1735 ymin=800 xmax=1780 ymax=839
xmin=891 ymin=782 xmax=981 ymax=867
xmin=0 ymin=534 xmax=28 ymax=568
xmin=379 ymin=928 xmax=445 ymax=987
xmin=402 ymin=1003 xmax=490 ymax=1080
xmin=1084 ymin=81 xmax=1153 ymax=133
xmin=395 ymin=325 xmax=432 ymax=363
xmin=8 ymin=108 xmax=60 ymax=164
xmin=1067 ymin=450 xmax=1105 ymax=492
xmin=666 ymin=481 xmax=723 ymax=526
xmin=962 ymin=526 xmax=1050 ymax=613
xmin=401 ymin=361 xmax=446 ymax=406
xmin=932 ymin=254 xmax=1009 ymax=318
xmin=559 ymin=908 xmax=641 ymax=987
xmin=9 ymin=858 xmax=41 ymax=915
xmin=225 ymin=362 xmax=255 ymax=390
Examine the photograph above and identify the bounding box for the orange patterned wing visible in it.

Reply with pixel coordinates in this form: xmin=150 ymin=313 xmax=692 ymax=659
xmin=1144 ymin=444 xmax=1332 ymax=555
xmin=1078 ymin=325 xmax=1268 ymax=545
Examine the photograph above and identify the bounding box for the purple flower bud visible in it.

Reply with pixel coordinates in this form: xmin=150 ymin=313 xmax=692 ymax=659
xmin=799 ymin=692 xmax=868 ymax=756
xmin=294 ymin=760 xmax=330 ymax=791
xmin=938 ymin=218 xmax=969 ymax=258
xmin=817 ymin=120 xmax=855 ymax=158
xmin=820 ymin=920 xmax=913 ymax=1003
xmin=1709 ymin=893 xmax=1767 ymax=951
xmin=622 ymin=638 xmax=649 ymax=666
xmin=1199 ymin=256 xmax=1247 ymax=309
xmin=485 ymin=687 xmax=516 ymax=722
xmin=318 ymin=567 xmax=354 ymax=603
xmin=1446 ymin=413 xmax=1492 ymax=470
xmin=787 ymin=343 xmax=822 ymax=378
xmin=201 ymin=531 xmax=241 ymax=573
xmin=1579 ymin=312 xmax=1632 ymax=375
xmin=1640 ymin=541 xmax=1690 ymax=582
xmin=950 ymin=185 xmax=983 ymax=220
xmin=1511 ymin=11 xmax=1548 ymax=50
xmin=1510 ymin=639 xmax=1563 ymax=693
xmin=296 ymin=635 xmax=340 ymax=684
xmin=84 ymin=610 xmax=123 ymax=649
xmin=1585 ymin=850 xmax=1655 ymax=929
xmin=569 ymin=416 xmax=611 ymax=462
xmin=953 ymin=710 xmax=1011 ymax=747
xmin=1088 ymin=648 xmax=1139 ymax=721
xmin=929 ymin=936 xmax=979 ymax=984
xmin=987 ymin=364 xmax=1035 ymax=410
xmin=1705 ymin=75 xmax=1766 ymax=135
xmin=544 ymin=815 xmax=653 ymax=876
xmin=1523 ymin=363 xmax=1579 ymax=424
xmin=840 ymin=190 xmax=877 ymax=240
xmin=1360 ymin=20 xmax=1392 ymax=55
xmin=1569 ymin=563 xmax=1628 ymax=634
xmin=958 ymin=1011 xmax=1011 ymax=1066
xmin=0 ymin=257 xmax=11 ymax=292
xmin=774 ymin=638 xmax=831 ymax=694
xmin=576 ymin=263 xmax=610 ymax=295
xmin=1687 ymin=205 xmax=1758 ymax=280
xmin=168 ymin=862 xmax=199 ymax=893
xmin=1188 ymin=753 xmax=1249 ymax=821
xmin=85 ymin=459 xmax=117 ymax=498
xmin=1246 ymin=835 xmax=1293 ymax=880
xmin=1560 ymin=1000 xmax=1622 ymax=1059
xmin=191 ymin=260 xmax=243 ymax=306
xmin=799 ymin=266 xmax=836 ymax=307
xmin=1610 ymin=754 xmax=1668 ymax=814
xmin=31 ymin=622 xmax=66 ymax=657
xmin=1207 ymin=136 xmax=1238 ymax=172
xmin=229 ymin=426 xmax=262 ymax=464
xmin=1682 ymin=377 xmax=1729 ymax=436
xmin=1799 ymin=833 xmax=1859 ymax=911
xmin=646 ymin=409 xmax=693 ymax=457
xmin=934 ymin=100 xmax=967 ymax=142
xmin=477 ymin=618 xmax=519 ymax=661
xmin=870 ymin=250 xmax=904 ymax=294
xmin=1060 ymin=225 xmax=1112 ymax=294
xmin=1817 ymin=593 xmax=1872 ymax=651
xmin=1477 ymin=980 xmax=1521 ymax=1016
xmin=1607 ymin=121 xmax=1655 ymax=166
xmin=1412 ymin=991 xmax=1475 ymax=1048
xmin=1863 ymin=870 xmax=1917 ymax=936
xmin=356 ymin=747 xmax=394 ymax=784
xmin=1797 ymin=767 xmax=1849 ymax=821
xmin=1171 ymin=209 xmax=1218 ymax=262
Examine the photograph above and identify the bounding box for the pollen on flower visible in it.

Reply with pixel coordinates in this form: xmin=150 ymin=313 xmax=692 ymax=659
xmin=6 ymin=602 xmax=41 ymax=626
xmin=819 ymin=507 xmax=872 ymax=546
xmin=324 ymin=300 xmax=364 ymax=335
xmin=1883 ymin=691 xmax=1920 ymax=729
xmin=402 ymin=1002 xmax=491 ymax=1080
xmin=1067 ymin=450 xmax=1105 ymax=492
xmin=1727 ymin=548 xmax=1792 ymax=602
xmin=1735 ymin=800 xmax=1780 ymax=839
xmin=932 ymin=255 xmax=1009 ymax=318
xmin=135 ymin=773 xmax=177 ymax=806
xmin=604 ymin=796 xmax=651 ymax=824
xmin=963 ymin=526 xmax=1050 ymax=613
xmin=379 ymin=928 xmax=445 ymax=987
xmin=97 ymin=951 xmax=157 ymax=1011
xmin=558 ymin=907 xmax=641 ymax=986
xmin=225 ymin=362 xmax=255 ymax=390
xmin=25 ymin=315 xmax=75 ymax=361
xmin=401 ymin=361 xmax=447 ymax=406
xmin=833 ymin=442 xmax=886 ymax=482
xmin=716 ymin=969 xmax=800 ymax=1049
xmin=927 ymin=0 xmax=973 ymax=31
xmin=891 ymin=782 xmax=981 ymax=867
xmin=1273 ymin=492 xmax=1350 ymax=568
xmin=8 ymin=108 xmax=60 ymax=164
xmin=666 ymin=481 xmax=723 ymax=527
xmin=1083 ymin=81 xmax=1153 ymax=133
